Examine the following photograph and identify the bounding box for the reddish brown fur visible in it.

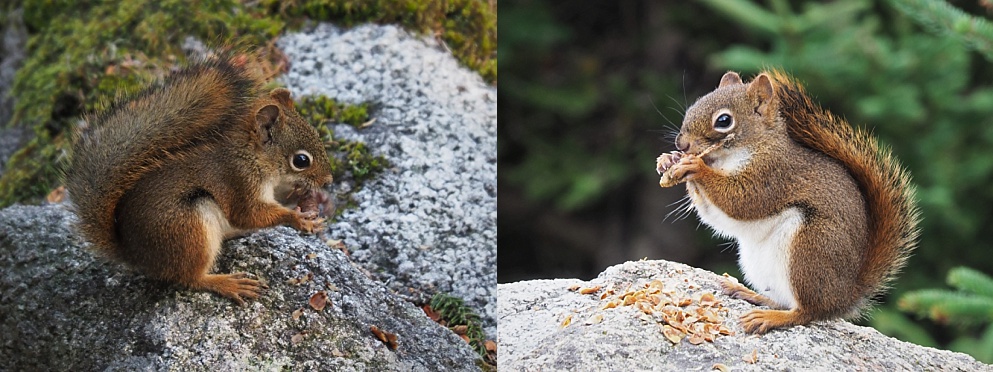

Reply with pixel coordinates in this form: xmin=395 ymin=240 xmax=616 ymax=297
xmin=67 ymin=55 xmax=333 ymax=304
xmin=665 ymin=71 xmax=919 ymax=333
xmin=766 ymin=70 xmax=921 ymax=298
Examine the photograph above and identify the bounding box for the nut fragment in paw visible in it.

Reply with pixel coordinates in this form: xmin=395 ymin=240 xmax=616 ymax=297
xmin=297 ymin=189 xmax=335 ymax=217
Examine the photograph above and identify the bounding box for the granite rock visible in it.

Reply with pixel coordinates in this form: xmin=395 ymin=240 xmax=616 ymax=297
xmin=498 ymin=259 xmax=991 ymax=371
xmin=0 ymin=204 xmax=481 ymax=370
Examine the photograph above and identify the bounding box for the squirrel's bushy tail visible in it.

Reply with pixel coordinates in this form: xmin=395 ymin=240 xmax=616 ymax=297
xmin=765 ymin=70 xmax=921 ymax=299
xmin=66 ymin=56 xmax=262 ymax=259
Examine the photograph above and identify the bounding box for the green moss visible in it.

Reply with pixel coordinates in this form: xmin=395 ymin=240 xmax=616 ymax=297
xmin=338 ymin=141 xmax=388 ymax=182
xmin=263 ymin=0 xmax=497 ymax=83
xmin=3 ymin=0 xmax=492 ymax=206
xmin=429 ymin=293 xmax=490 ymax=361
xmin=296 ymin=95 xmax=390 ymax=213
xmin=3 ymin=0 xmax=284 ymax=206
xmin=296 ymin=95 xmax=370 ymax=128
xmin=0 ymin=132 xmax=65 ymax=206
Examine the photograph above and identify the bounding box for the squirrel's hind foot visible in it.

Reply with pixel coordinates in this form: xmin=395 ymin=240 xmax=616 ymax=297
xmin=192 ymin=272 xmax=266 ymax=306
xmin=720 ymin=279 xmax=781 ymax=308
xmin=739 ymin=308 xmax=811 ymax=334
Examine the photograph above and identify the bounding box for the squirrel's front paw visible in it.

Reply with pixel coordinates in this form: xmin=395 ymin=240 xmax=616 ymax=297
xmin=657 ymin=152 xmax=686 ymax=188
xmin=656 ymin=151 xmax=683 ymax=175
xmin=668 ymin=155 xmax=706 ymax=183
xmin=291 ymin=209 xmax=325 ymax=234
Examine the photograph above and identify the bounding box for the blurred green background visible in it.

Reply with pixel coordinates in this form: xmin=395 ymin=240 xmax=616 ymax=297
xmin=498 ymin=0 xmax=993 ymax=362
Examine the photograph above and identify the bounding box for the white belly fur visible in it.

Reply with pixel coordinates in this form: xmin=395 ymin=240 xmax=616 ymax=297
xmin=197 ymin=201 xmax=243 ymax=263
xmin=688 ymin=183 xmax=801 ymax=309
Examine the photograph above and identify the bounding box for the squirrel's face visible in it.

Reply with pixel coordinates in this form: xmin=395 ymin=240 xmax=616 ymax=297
xmin=676 ymin=72 xmax=781 ymax=164
xmin=255 ymin=88 xmax=334 ymax=211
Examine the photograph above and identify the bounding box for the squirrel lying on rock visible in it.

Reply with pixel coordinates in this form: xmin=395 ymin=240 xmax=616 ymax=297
xmin=657 ymin=71 xmax=920 ymax=333
xmin=67 ymin=54 xmax=334 ymax=305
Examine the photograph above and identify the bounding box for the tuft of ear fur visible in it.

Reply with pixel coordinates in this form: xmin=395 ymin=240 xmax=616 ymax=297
xmin=747 ymin=74 xmax=775 ymax=116
xmin=719 ymin=71 xmax=743 ymax=88
xmin=270 ymin=88 xmax=294 ymax=109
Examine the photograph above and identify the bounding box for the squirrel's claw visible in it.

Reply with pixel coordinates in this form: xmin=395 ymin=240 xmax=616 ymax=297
xmin=196 ymin=272 xmax=264 ymax=306
xmin=739 ymin=309 xmax=805 ymax=334
xmin=655 ymin=151 xmax=683 ymax=175
xmin=290 ymin=210 xmax=326 ymax=234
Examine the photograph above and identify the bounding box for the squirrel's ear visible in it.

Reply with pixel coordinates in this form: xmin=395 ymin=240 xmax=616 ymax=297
xmin=255 ymin=104 xmax=280 ymax=143
xmin=269 ymin=88 xmax=294 ymax=109
xmin=747 ymin=74 xmax=775 ymax=115
xmin=719 ymin=72 xmax=743 ymax=88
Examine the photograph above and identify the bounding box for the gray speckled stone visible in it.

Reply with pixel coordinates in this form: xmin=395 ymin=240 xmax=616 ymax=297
xmin=277 ymin=23 xmax=497 ymax=337
xmin=499 ymin=260 xmax=991 ymax=371
xmin=0 ymin=204 xmax=480 ymax=371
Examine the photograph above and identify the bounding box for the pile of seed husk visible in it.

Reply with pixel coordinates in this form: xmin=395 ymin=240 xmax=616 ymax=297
xmin=570 ymin=279 xmax=734 ymax=344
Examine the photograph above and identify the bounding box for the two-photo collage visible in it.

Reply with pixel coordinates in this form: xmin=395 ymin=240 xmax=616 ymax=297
xmin=1 ymin=0 xmax=992 ymax=370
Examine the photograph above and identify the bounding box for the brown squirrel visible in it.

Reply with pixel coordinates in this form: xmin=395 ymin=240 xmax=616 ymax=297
xmin=656 ymin=71 xmax=920 ymax=333
xmin=66 ymin=54 xmax=334 ymax=305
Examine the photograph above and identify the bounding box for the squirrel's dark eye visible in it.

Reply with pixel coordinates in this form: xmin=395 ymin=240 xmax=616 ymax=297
xmin=290 ymin=151 xmax=312 ymax=171
xmin=714 ymin=113 xmax=734 ymax=132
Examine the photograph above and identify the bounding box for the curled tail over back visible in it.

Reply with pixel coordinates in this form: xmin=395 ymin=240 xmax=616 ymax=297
xmin=66 ymin=56 xmax=263 ymax=259
xmin=765 ymin=70 xmax=921 ymax=298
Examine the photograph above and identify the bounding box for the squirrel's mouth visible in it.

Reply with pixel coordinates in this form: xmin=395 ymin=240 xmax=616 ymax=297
xmin=277 ymin=182 xmax=335 ymax=217
xmin=657 ymin=134 xmax=735 ymax=173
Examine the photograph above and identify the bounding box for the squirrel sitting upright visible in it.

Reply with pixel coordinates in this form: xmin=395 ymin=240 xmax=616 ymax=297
xmin=66 ymin=54 xmax=334 ymax=305
xmin=656 ymin=71 xmax=920 ymax=333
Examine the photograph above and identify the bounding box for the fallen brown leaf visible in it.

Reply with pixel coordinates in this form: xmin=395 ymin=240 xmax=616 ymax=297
xmin=287 ymin=272 xmax=314 ymax=286
xmin=291 ymin=307 xmax=304 ymax=321
xmin=309 ymin=290 xmax=329 ymax=311
xmin=423 ymin=305 xmax=441 ymax=322
xmin=370 ymin=325 xmax=399 ymax=350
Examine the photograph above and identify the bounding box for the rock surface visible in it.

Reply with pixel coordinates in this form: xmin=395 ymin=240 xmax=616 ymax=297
xmin=499 ymin=259 xmax=991 ymax=371
xmin=278 ymin=23 xmax=497 ymax=337
xmin=0 ymin=204 xmax=481 ymax=370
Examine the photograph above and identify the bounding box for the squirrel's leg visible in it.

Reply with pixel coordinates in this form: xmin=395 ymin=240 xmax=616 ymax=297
xmin=720 ymin=280 xmax=783 ymax=308
xmin=181 ymin=202 xmax=266 ymax=305
xmin=735 ymin=229 xmax=861 ymax=334
xmin=118 ymin=198 xmax=265 ymax=305
xmin=229 ymin=199 xmax=325 ymax=234
xmin=722 ymin=279 xmax=812 ymax=333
